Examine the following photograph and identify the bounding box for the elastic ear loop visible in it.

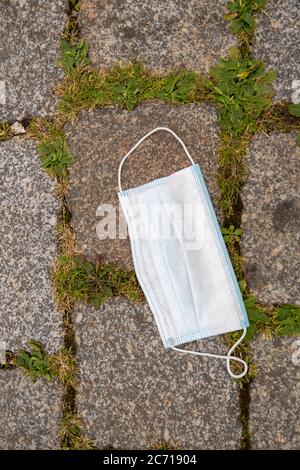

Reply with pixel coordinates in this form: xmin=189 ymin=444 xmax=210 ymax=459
xmin=171 ymin=328 xmax=248 ymax=379
xmin=118 ymin=127 xmax=195 ymax=192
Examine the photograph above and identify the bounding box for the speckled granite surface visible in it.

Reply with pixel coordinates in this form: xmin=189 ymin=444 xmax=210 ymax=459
xmin=253 ymin=0 xmax=300 ymax=101
xmin=250 ymin=336 xmax=300 ymax=449
xmin=66 ymin=102 xmax=221 ymax=268
xmin=0 ymin=0 xmax=67 ymax=121
xmin=78 ymin=0 xmax=235 ymax=73
xmin=74 ymin=299 xmax=241 ymax=450
xmin=0 ymin=370 xmax=62 ymax=449
xmin=241 ymin=132 xmax=300 ymax=305
xmin=0 ymin=138 xmax=62 ymax=352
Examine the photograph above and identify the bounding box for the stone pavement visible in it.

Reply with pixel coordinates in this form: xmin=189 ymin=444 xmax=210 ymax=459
xmin=241 ymin=132 xmax=300 ymax=305
xmin=74 ymin=300 xmax=241 ymax=450
xmin=0 ymin=0 xmax=67 ymax=121
xmin=0 ymin=138 xmax=62 ymax=353
xmin=66 ymin=102 xmax=220 ymax=267
xmin=250 ymin=337 xmax=300 ymax=450
xmin=253 ymin=0 xmax=300 ymax=102
xmin=0 ymin=370 xmax=62 ymax=450
xmin=0 ymin=0 xmax=299 ymax=451
xmin=79 ymin=0 xmax=235 ymax=73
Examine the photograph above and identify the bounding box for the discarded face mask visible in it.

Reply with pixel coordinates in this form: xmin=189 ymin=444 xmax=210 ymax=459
xmin=118 ymin=127 xmax=249 ymax=379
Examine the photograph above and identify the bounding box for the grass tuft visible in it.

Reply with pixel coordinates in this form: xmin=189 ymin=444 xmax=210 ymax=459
xmin=15 ymin=340 xmax=78 ymax=387
xmin=56 ymin=64 xmax=205 ymax=120
xmin=49 ymin=349 xmax=78 ymax=389
xmin=54 ymin=254 xmax=143 ymax=311
xmin=29 ymin=118 xmax=75 ymax=181
xmin=0 ymin=122 xmax=13 ymax=141
xmin=225 ymin=0 xmax=268 ymax=53
xmin=204 ymin=49 xmax=275 ymax=138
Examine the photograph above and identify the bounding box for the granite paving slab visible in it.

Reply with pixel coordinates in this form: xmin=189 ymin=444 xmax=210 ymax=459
xmin=66 ymin=102 xmax=220 ymax=268
xmin=241 ymin=132 xmax=300 ymax=305
xmin=0 ymin=370 xmax=62 ymax=450
xmin=78 ymin=0 xmax=235 ymax=73
xmin=253 ymin=0 xmax=300 ymax=102
xmin=249 ymin=336 xmax=300 ymax=449
xmin=74 ymin=299 xmax=241 ymax=450
xmin=0 ymin=138 xmax=62 ymax=352
xmin=0 ymin=0 xmax=68 ymax=121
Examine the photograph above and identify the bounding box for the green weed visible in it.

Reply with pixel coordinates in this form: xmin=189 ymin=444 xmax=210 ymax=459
xmin=59 ymin=40 xmax=91 ymax=75
xmin=15 ymin=340 xmax=54 ymax=382
xmin=15 ymin=341 xmax=78 ymax=386
xmin=54 ymin=255 xmax=143 ymax=310
xmin=222 ymin=225 xmax=245 ymax=280
xmin=205 ymin=47 xmax=275 ymax=137
xmin=242 ymin=297 xmax=300 ymax=340
xmin=29 ymin=118 xmax=74 ymax=181
xmin=225 ymin=1 xmax=267 ymax=35
xmin=275 ymin=305 xmax=300 ymax=335
xmin=243 ymin=295 xmax=272 ymax=341
xmin=38 ymin=136 xmax=74 ymax=180
xmin=222 ymin=224 xmax=243 ymax=244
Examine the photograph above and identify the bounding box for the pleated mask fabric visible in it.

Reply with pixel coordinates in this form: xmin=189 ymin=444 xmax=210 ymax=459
xmin=118 ymin=127 xmax=249 ymax=378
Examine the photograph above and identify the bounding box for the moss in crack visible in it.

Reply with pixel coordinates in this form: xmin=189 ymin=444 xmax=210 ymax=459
xmin=217 ymin=133 xmax=248 ymax=222
xmin=60 ymin=411 xmax=95 ymax=450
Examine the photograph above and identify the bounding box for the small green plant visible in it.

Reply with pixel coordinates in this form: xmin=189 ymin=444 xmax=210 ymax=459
xmin=152 ymin=71 xmax=197 ymax=103
xmin=225 ymin=0 xmax=267 ymax=35
xmin=109 ymin=65 xmax=150 ymax=111
xmin=38 ymin=136 xmax=74 ymax=180
xmin=222 ymin=224 xmax=243 ymax=244
xmin=15 ymin=340 xmax=54 ymax=382
xmin=288 ymin=103 xmax=300 ymax=146
xmin=54 ymin=255 xmax=143 ymax=310
xmin=222 ymin=225 xmax=245 ymax=280
xmin=243 ymin=295 xmax=271 ymax=341
xmin=275 ymin=305 xmax=300 ymax=335
xmin=205 ymin=48 xmax=275 ymax=137
xmin=0 ymin=122 xmax=13 ymax=141
xmin=59 ymin=40 xmax=91 ymax=75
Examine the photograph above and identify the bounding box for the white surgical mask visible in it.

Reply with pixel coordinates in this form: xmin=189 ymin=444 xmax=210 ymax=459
xmin=118 ymin=127 xmax=249 ymax=379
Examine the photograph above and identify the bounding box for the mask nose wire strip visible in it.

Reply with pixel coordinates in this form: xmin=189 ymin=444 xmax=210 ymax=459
xmin=171 ymin=327 xmax=248 ymax=379
xmin=118 ymin=126 xmax=195 ymax=192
